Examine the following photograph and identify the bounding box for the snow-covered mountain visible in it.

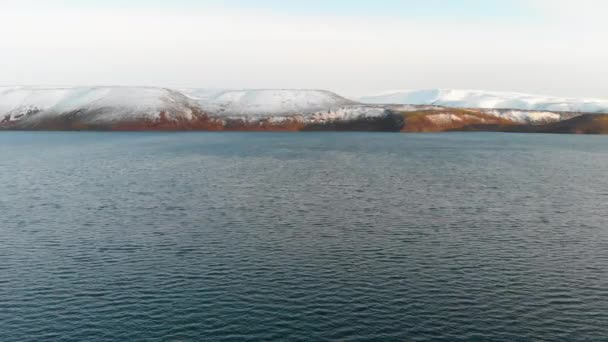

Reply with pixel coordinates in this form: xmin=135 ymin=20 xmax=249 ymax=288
xmin=0 ymin=86 xmax=201 ymax=126
xmin=181 ymin=89 xmax=356 ymax=116
xmin=360 ymin=89 xmax=608 ymax=113
xmin=0 ymin=86 xmax=603 ymax=132
xmin=0 ymin=86 xmax=390 ymax=129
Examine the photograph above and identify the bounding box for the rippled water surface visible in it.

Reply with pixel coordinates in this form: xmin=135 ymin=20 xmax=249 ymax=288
xmin=1 ymin=132 xmax=608 ymax=341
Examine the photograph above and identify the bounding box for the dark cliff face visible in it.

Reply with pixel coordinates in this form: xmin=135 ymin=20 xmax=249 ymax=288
xmin=532 ymin=114 xmax=608 ymax=134
xmin=301 ymin=113 xmax=404 ymax=132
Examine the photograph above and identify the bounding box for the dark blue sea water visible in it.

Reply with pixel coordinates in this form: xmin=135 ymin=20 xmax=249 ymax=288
xmin=1 ymin=132 xmax=607 ymax=341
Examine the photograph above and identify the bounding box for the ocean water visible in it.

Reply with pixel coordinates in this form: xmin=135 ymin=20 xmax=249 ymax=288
xmin=1 ymin=131 xmax=607 ymax=341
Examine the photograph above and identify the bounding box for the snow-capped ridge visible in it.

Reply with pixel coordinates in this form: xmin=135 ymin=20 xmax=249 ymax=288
xmin=0 ymin=86 xmax=200 ymax=124
xmin=360 ymin=88 xmax=608 ymax=113
xmin=182 ymin=88 xmax=357 ymax=116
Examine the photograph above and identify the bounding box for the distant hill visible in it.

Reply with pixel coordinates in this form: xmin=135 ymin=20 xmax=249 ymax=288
xmin=360 ymin=89 xmax=608 ymax=113
xmin=1 ymin=86 xmax=606 ymax=133
xmin=181 ymin=89 xmax=356 ymax=116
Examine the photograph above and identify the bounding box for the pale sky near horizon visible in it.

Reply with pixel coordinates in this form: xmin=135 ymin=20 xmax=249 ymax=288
xmin=1 ymin=0 xmax=607 ymax=98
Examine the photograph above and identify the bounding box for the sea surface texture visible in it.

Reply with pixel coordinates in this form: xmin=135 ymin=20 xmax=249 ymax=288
xmin=1 ymin=132 xmax=607 ymax=341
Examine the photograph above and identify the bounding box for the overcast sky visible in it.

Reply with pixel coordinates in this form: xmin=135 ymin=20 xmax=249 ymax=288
xmin=1 ymin=0 xmax=607 ymax=97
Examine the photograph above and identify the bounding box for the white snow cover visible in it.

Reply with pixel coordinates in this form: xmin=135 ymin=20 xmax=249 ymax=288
xmin=0 ymin=86 xmax=198 ymax=123
xmin=309 ymin=105 xmax=387 ymax=122
xmin=387 ymin=104 xmax=445 ymax=112
xmin=426 ymin=113 xmax=465 ymax=124
xmin=485 ymin=110 xmax=561 ymax=123
xmin=182 ymin=89 xmax=356 ymax=116
xmin=360 ymin=89 xmax=608 ymax=113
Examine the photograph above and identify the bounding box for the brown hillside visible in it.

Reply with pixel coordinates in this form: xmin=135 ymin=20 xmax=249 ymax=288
xmin=396 ymin=109 xmax=517 ymax=132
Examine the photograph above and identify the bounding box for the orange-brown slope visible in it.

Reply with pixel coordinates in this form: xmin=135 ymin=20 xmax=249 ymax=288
xmin=456 ymin=113 xmax=608 ymax=134
xmin=529 ymin=114 xmax=608 ymax=134
xmin=396 ymin=109 xmax=517 ymax=132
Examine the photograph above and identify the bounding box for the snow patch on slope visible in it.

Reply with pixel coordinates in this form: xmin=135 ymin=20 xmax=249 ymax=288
xmin=310 ymin=105 xmax=387 ymax=122
xmin=212 ymin=105 xmax=388 ymax=124
xmin=426 ymin=113 xmax=465 ymax=124
xmin=486 ymin=110 xmax=561 ymax=124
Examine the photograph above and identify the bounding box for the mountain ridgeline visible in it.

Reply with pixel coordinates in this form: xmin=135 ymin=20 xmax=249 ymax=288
xmin=1 ymin=86 xmax=607 ymax=134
